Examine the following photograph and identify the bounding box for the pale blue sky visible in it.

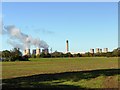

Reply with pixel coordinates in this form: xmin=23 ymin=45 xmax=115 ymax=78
xmin=1 ymin=2 xmax=118 ymax=53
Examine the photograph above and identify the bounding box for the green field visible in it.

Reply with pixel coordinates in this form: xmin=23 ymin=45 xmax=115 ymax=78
xmin=2 ymin=57 xmax=120 ymax=89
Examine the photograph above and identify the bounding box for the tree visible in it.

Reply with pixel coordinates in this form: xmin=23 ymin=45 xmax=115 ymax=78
xmin=10 ymin=48 xmax=22 ymax=61
xmin=31 ymin=54 xmax=36 ymax=58
xmin=36 ymin=54 xmax=40 ymax=58
xmin=40 ymin=53 xmax=45 ymax=58
xmin=100 ymin=53 xmax=107 ymax=57
xmin=77 ymin=53 xmax=82 ymax=57
xmin=60 ymin=53 xmax=64 ymax=57
xmin=22 ymin=55 xmax=29 ymax=61
xmin=106 ymin=52 xmax=112 ymax=57
xmin=2 ymin=50 xmax=11 ymax=61
xmin=2 ymin=50 xmax=11 ymax=58
xmin=51 ymin=51 xmax=63 ymax=58
xmin=118 ymin=48 xmax=120 ymax=57
xmin=64 ymin=52 xmax=73 ymax=57
xmin=112 ymin=48 xmax=120 ymax=57
xmin=84 ymin=52 xmax=92 ymax=57
xmin=2 ymin=48 xmax=29 ymax=61
xmin=45 ymin=53 xmax=51 ymax=58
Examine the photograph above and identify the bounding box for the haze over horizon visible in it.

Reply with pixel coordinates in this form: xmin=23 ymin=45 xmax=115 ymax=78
xmin=0 ymin=2 xmax=118 ymax=53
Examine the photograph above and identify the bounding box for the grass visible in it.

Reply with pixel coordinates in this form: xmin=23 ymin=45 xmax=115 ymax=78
xmin=1 ymin=57 xmax=120 ymax=89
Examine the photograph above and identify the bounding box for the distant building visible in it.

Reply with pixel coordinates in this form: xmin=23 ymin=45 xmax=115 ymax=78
xmin=96 ymin=48 xmax=99 ymax=53
xmin=23 ymin=49 xmax=30 ymax=56
xmin=99 ymin=49 xmax=102 ymax=53
xmin=104 ymin=48 xmax=108 ymax=53
xmin=42 ymin=48 xmax=49 ymax=54
xmin=90 ymin=49 xmax=94 ymax=54
xmin=36 ymin=48 xmax=40 ymax=55
xmin=32 ymin=49 xmax=36 ymax=55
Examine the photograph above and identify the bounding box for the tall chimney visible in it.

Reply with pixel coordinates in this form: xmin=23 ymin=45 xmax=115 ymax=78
xmin=66 ymin=40 xmax=69 ymax=53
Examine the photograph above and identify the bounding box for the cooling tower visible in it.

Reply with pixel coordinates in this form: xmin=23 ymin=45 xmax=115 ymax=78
xmin=96 ymin=48 xmax=99 ymax=53
xmin=36 ymin=48 xmax=40 ymax=55
xmin=90 ymin=49 xmax=94 ymax=54
xmin=104 ymin=48 xmax=108 ymax=53
xmin=26 ymin=49 xmax=30 ymax=55
xmin=32 ymin=49 xmax=36 ymax=55
xmin=66 ymin=40 xmax=69 ymax=53
xmin=42 ymin=48 xmax=49 ymax=54
xmin=99 ymin=49 xmax=102 ymax=53
xmin=23 ymin=50 xmax=26 ymax=55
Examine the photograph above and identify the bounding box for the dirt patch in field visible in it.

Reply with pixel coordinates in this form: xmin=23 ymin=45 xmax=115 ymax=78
xmin=103 ymin=76 xmax=118 ymax=88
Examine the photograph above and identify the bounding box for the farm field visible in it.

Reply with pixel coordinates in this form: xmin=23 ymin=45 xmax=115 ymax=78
xmin=1 ymin=57 xmax=120 ymax=89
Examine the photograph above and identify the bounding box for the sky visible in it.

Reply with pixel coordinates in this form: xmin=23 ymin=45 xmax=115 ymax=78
xmin=2 ymin=0 xmax=120 ymax=2
xmin=1 ymin=2 xmax=118 ymax=53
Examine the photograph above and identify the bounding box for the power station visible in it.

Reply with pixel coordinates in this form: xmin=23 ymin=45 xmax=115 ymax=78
xmin=23 ymin=48 xmax=49 ymax=56
xmin=23 ymin=40 xmax=109 ymax=56
xmin=90 ymin=48 xmax=108 ymax=53
xmin=23 ymin=49 xmax=30 ymax=56
xmin=96 ymin=48 xmax=99 ymax=53
xmin=99 ymin=49 xmax=102 ymax=53
xmin=42 ymin=48 xmax=49 ymax=55
xmin=104 ymin=48 xmax=108 ymax=53
xmin=90 ymin=49 xmax=94 ymax=54
xmin=36 ymin=48 xmax=41 ymax=55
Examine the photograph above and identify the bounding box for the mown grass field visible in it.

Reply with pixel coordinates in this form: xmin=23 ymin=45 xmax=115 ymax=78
xmin=1 ymin=57 xmax=120 ymax=89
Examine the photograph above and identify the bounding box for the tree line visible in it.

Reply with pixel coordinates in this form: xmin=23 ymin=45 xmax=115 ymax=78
xmin=0 ymin=48 xmax=29 ymax=61
xmin=0 ymin=48 xmax=120 ymax=61
xmin=31 ymin=48 xmax=120 ymax=58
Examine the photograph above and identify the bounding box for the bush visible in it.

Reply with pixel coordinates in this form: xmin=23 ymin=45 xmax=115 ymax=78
xmin=21 ymin=55 xmax=29 ymax=61
xmin=36 ymin=54 xmax=40 ymax=58
xmin=45 ymin=53 xmax=51 ymax=58
xmin=2 ymin=58 xmax=10 ymax=62
xmin=106 ymin=52 xmax=113 ymax=57
xmin=31 ymin=54 xmax=36 ymax=58
xmin=40 ymin=53 xmax=45 ymax=58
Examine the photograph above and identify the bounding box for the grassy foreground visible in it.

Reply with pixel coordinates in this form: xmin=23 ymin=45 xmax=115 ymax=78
xmin=2 ymin=57 xmax=120 ymax=89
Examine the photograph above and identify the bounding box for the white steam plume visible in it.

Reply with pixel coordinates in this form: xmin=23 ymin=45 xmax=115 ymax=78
xmin=3 ymin=25 xmax=49 ymax=50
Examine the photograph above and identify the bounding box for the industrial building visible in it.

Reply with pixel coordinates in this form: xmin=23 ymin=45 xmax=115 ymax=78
xmin=90 ymin=49 xmax=94 ymax=54
xmin=42 ymin=48 xmax=49 ymax=55
xmin=32 ymin=49 xmax=36 ymax=55
xmin=22 ymin=40 xmax=109 ymax=56
xmin=23 ymin=48 xmax=49 ymax=56
xmin=96 ymin=48 xmax=100 ymax=53
xmin=99 ymin=49 xmax=102 ymax=53
xmin=23 ymin=49 xmax=30 ymax=56
xmin=103 ymin=48 xmax=108 ymax=53
xmin=90 ymin=48 xmax=108 ymax=54
xmin=36 ymin=48 xmax=41 ymax=55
